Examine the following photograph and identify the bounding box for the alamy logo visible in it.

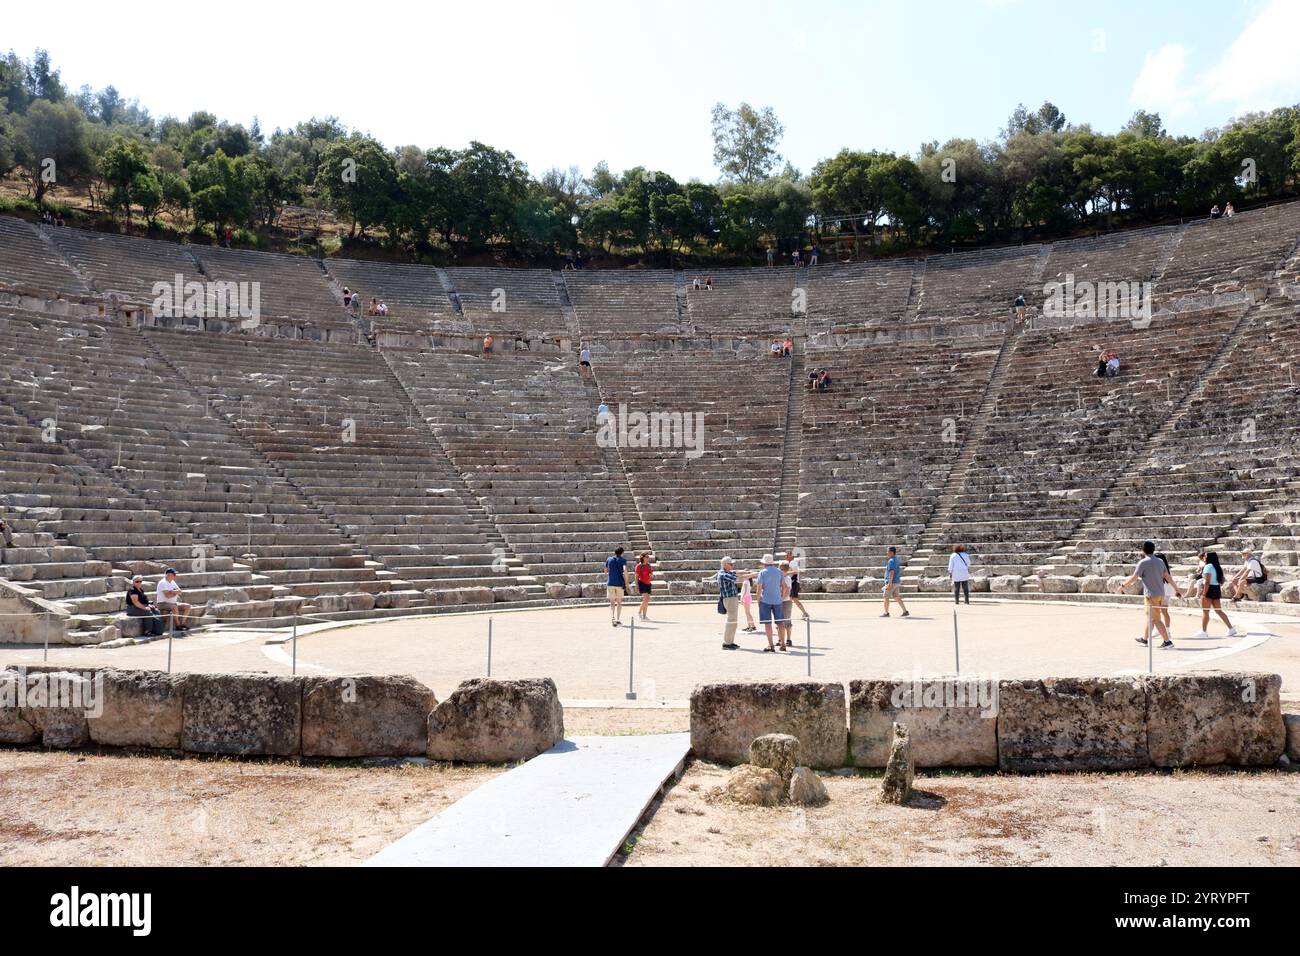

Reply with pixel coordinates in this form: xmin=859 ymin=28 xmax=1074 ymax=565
xmin=1042 ymin=273 xmax=1152 ymax=322
xmin=1 ymin=668 xmax=103 ymax=718
xmin=151 ymin=273 xmax=260 ymax=324
xmin=596 ymin=403 xmax=705 ymax=460
xmin=49 ymin=886 xmax=151 ymax=936
xmin=889 ymin=673 xmax=999 ymax=718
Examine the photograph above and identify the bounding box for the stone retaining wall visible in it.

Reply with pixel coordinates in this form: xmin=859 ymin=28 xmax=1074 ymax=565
xmin=691 ymin=673 xmax=1287 ymax=771
xmin=0 ymin=667 xmax=561 ymax=763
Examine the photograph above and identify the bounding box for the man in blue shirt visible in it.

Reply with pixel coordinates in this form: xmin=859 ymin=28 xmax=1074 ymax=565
xmin=881 ymin=546 xmax=910 ymax=618
xmin=755 ymin=554 xmax=790 ymax=652
xmin=605 ymin=547 xmax=629 ymax=627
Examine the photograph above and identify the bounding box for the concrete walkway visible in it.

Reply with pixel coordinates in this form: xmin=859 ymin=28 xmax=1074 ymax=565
xmin=365 ymin=733 xmax=690 ymax=867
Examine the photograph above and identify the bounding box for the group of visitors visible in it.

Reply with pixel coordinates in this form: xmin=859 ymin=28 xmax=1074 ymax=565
xmin=715 ymin=551 xmax=808 ymax=652
xmin=692 ymin=277 xmax=714 ymax=291
xmin=366 ymin=297 xmax=389 ymax=316
xmin=39 ymin=210 xmax=67 ymax=228
xmin=765 ymin=245 xmax=821 ymax=267
xmin=124 ymin=568 xmax=193 ymax=637
xmin=1094 ymin=351 xmax=1121 ymax=377
xmin=769 ymin=338 xmax=793 ymax=358
xmin=604 ymin=547 xmax=655 ymax=626
xmin=1124 ymin=540 xmax=1248 ymax=648
xmin=806 ymin=367 xmax=833 ymax=391
xmin=1209 ymin=203 xmax=1236 ymax=220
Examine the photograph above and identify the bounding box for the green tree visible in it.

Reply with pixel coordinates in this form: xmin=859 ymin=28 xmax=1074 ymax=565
xmin=712 ymin=102 xmax=785 ymax=184
xmin=12 ymin=99 xmax=92 ymax=201
xmin=99 ymin=135 xmax=152 ymax=225
xmin=189 ymin=149 xmax=257 ymax=233
xmin=318 ymin=136 xmax=399 ymax=238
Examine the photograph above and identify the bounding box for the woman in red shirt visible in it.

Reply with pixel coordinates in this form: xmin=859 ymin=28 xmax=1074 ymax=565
xmin=635 ymin=552 xmax=654 ymax=621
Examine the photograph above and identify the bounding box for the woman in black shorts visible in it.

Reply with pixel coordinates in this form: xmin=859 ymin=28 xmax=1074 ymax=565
xmin=1196 ymin=551 xmax=1240 ymax=639
xmin=635 ymin=552 xmax=653 ymax=621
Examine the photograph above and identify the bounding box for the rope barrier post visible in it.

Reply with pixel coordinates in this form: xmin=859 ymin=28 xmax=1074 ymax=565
xmin=805 ymin=615 xmax=812 ymax=676
xmin=43 ymin=612 xmax=50 ymax=663
xmin=953 ymin=607 xmax=960 ymax=675
xmin=291 ymin=616 xmax=298 ymax=676
xmin=486 ymin=616 xmax=492 ymax=677
xmin=167 ymin=612 xmax=174 ymax=674
xmin=626 ymin=617 xmax=637 ymax=700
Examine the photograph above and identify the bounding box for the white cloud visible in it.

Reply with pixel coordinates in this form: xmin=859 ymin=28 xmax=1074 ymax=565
xmin=1130 ymin=0 xmax=1300 ymax=121
xmin=1131 ymin=43 xmax=1193 ymax=118
xmin=1201 ymin=0 xmax=1300 ymax=109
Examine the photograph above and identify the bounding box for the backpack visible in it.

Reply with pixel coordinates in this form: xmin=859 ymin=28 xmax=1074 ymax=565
xmin=1256 ymin=557 xmax=1268 ymax=582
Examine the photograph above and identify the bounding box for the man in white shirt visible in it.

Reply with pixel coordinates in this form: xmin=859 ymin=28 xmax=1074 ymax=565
xmin=1229 ymin=549 xmax=1265 ymax=604
xmin=155 ymin=568 xmax=192 ymax=630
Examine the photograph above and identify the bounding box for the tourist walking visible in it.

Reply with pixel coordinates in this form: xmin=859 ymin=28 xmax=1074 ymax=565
xmin=881 ymin=546 xmax=909 ymax=617
xmin=1124 ymin=541 xmax=1179 ymax=648
xmin=605 ymin=546 xmax=630 ymax=627
xmin=948 ymin=544 xmax=972 ymax=605
xmin=1193 ymin=551 xmax=1242 ymax=639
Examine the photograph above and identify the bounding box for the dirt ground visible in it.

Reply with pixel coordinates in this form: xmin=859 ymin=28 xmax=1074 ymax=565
xmin=565 ymin=707 xmax=689 ymax=735
xmin=619 ymin=760 xmax=1300 ymax=867
xmin=0 ymin=749 xmax=498 ymax=866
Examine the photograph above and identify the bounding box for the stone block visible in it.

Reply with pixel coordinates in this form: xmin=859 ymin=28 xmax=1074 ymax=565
xmin=302 ymin=675 xmax=437 ymax=757
xmin=690 ymin=681 xmax=848 ymax=769
xmin=427 ymin=677 xmax=563 ymax=763
xmin=998 ymin=676 xmax=1148 ymax=771
xmin=849 ymin=678 xmax=997 ymax=768
xmin=182 ymin=673 xmax=303 ymax=756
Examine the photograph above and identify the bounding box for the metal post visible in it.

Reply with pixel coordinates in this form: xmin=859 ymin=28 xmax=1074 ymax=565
xmin=805 ymin=616 xmax=812 ymax=676
xmin=43 ymin=613 xmax=49 ymax=663
xmin=626 ymin=618 xmax=637 ymax=700
xmin=291 ymin=617 xmax=298 ymax=675
xmin=953 ymin=608 xmax=960 ymax=674
xmin=167 ymin=613 xmax=174 ymax=674
xmin=486 ymin=617 xmax=493 ymax=676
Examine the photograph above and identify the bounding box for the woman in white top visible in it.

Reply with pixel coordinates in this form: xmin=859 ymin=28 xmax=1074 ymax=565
xmin=948 ymin=544 xmax=972 ymax=605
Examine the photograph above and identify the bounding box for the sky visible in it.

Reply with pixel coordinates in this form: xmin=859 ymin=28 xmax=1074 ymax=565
xmin=7 ymin=0 xmax=1300 ymax=181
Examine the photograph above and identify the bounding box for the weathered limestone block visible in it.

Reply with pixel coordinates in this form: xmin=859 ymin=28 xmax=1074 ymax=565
xmin=427 ymin=677 xmax=563 ymax=763
xmin=990 ymin=575 xmax=1023 ymax=593
xmin=880 ymin=723 xmax=914 ymax=805
xmin=969 ymin=576 xmax=991 ymax=593
xmin=374 ymin=589 xmax=418 ymax=609
xmin=88 ymin=669 xmax=185 ymax=749
xmin=19 ymin=670 xmax=93 ymax=748
xmin=314 ymin=594 xmax=349 ymax=613
xmin=919 ymin=576 xmax=949 ymax=593
xmin=1143 ymin=673 xmax=1284 ymax=767
xmin=1107 ymin=575 xmax=1141 ymax=595
xmin=491 ymin=585 xmax=530 ymax=603
xmin=823 ymin=578 xmax=859 ymax=594
xmin=788 ymin=766 xmax=829 ymax=806
xmin=302 ymin=675 xmax=436 ymax=757
xmin=182 ymin=673 xmax=303 ymax=756
xmin=1080 ymin=575 xmax=1108 ymax=594
xmin=718 ymin=764 xmax=784 ymax=806
xmin=998 ymin=677 xmax=1148 ymax=771
xmin=850 ymin=678 xmax=997 ymax=768
xmin=344 ymin=591 xmax=376 ymax=612
xmin=1038 ymin=575 xmax=1079 ymax=594
xmin=690 ymin=681 xmax=848 ymax=769
xmin=0 ymin=671 xmax=38 ymax=744
xmin=749 ymin=733 xmax=800 ymax=784
xmin=1277 ymin=582 xmax=1299 ymax=604
xmin=580 ymin=583 xmax=606 ymax=599
xmin=1284 ymin=710 xmax=1300 ymax=761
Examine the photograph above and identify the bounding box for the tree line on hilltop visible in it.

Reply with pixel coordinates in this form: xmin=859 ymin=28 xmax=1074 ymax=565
xmin=2 ymin=49 xmax=1298 ymax=265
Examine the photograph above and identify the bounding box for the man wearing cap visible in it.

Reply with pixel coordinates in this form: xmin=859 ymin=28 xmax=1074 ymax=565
xmin=755 ymin=554 xmax=790 ymax=652
xmin=717 ymin=556 xmax=741 ymax=650
xmin=155 ymin=568 xmax=192 ymax=631
xmin=1229 ymin=548 xmax=1266 ymax=604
